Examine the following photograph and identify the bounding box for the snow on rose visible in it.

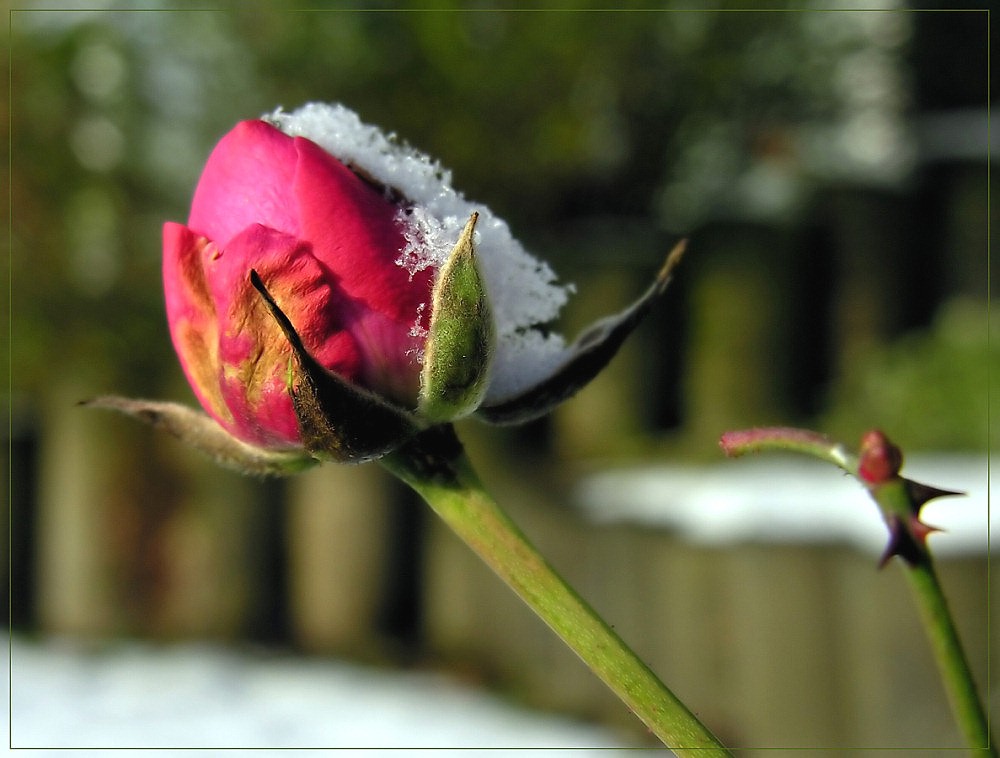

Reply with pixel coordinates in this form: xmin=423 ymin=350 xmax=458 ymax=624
xmin=89 ymin=103 xmax=683 ymax=472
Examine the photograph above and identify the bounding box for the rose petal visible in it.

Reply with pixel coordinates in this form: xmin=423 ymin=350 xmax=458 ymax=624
xmin=168 ymin=118 xmax=441 ymax=447
xmin=292 ymin=136 xmax=431 ymax=404
xmin=188 ymin=120 xmax=301 ymax=248
xmin=292 ymin=136 xmax=433 ymax=328
xmin=206 ymin=224 xmax=362 ymax=447
xmin=162 ymin=222 xmax=230 ymax=427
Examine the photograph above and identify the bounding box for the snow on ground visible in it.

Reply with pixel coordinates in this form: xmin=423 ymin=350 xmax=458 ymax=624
xmin=11 ymin=454 xmax=985 ymax=755
xmin=5 ymin=636 xmax=635 ymax=756
xmin=577 ymin=454 xmax=994 ymax=557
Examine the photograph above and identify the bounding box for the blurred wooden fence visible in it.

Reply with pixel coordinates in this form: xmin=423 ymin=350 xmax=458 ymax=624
xmin=6 ymin=156 xmax=996 ymax=751
xmin=7 ymin=389 xmax=995 ymax=752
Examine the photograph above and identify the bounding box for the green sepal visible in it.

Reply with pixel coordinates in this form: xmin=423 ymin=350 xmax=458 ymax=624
xmin=418 ymin=212 xmax=496 ymax=423
xmin=81 ymin=396 xmax=318 ymax=477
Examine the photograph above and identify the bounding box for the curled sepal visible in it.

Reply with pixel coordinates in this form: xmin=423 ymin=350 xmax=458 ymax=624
xmin=419 ymin=213 xmax=495 ymax=422
xmin=250 ymin=270 xmax=420 ymax=463
xmin=81 ymin=396 xmax=317 ymax=476
xmin=478 ymin=239 xmax=687 ymax=425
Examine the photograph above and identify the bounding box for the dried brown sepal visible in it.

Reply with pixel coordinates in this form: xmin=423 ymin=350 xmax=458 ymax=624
xmin=478 ymin=240 xmax=687 ymax=425
xmin=250 ymin=270 xmax=420 ymax=463
xmin=81 ymin=396 xmax=317 ymax=476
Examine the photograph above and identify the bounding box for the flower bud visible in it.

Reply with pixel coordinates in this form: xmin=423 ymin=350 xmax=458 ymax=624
xmin=95 ymin=103 xmax=686 ymax=470
xmin=858 ymin=429 xmax=903 ymax=485
xmin=163 ymin=119 xmax=430 ymax=453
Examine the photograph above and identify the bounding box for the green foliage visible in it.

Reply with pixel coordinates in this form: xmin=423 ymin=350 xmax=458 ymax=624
xmin=9 ymin=7 xmax=987 ymax=451
xmin=822 ymin=298 xmax=996 ymax=451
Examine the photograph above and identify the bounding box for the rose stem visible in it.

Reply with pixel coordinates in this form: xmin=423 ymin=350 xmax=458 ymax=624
xmin=382 ymin=425 xmax=731 ymax=755
xmin=721 ymin=426 xmax=995 ymax=756
xmin=872 ymin=479 xmax=995 ymax=756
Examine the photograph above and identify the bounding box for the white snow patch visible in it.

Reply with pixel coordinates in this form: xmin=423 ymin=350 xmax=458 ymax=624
xmin=265 ymin=103 xmax=573 ymax=403
xmin=6 ymin=636 xmax=630 ymax=754
xmin=576 ymin=454 xmax=994 ymax=558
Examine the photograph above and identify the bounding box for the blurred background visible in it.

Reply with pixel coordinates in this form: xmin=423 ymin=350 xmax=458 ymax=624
xmin=7 ymin=2 xmax=996 ymax=753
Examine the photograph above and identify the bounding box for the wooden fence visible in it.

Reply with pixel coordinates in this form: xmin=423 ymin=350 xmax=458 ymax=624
xmin=8 ymin=371 xmax=995 ymax=752
xmin=6 ymin=157 xmax=995 ymax=751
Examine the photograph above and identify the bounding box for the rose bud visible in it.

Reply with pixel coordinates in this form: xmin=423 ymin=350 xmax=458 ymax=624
xmin=857 ymin=429 xmax=903 ymax=486
xmin=90 ymin=103 xmax=684 ymax=472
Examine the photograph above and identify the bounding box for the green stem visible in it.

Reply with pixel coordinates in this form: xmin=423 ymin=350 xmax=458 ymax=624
xmin=723 ymin=426 xmax=994 ymax=756
xmin=719 ymin=426 xmax=856 ymax=472
xmin=872 ymin=480 xmax=996 ymax=757
xmin=904 ymin=561 xmax=995 ymax=755
xmin=382 ymin=426 xmax=730 ymax=755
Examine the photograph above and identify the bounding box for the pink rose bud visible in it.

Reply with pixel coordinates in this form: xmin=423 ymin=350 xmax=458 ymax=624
xmin=92 ymin=103 xmax=684 ymax=472
xmin=163 ymin=118 xmax=435 ymax=450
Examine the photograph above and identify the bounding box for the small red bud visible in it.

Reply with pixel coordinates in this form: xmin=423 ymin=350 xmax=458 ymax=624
xmin=858 ymin=429 xmax=903 ymax=485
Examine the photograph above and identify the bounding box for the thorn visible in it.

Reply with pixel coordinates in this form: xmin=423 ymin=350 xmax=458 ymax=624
xmin=909 ymin=515 xmax=943 ymax=549
xmin=905 ymin=479 xmax=964 ymax=509
xmin=878 ymin=516 xmax=902 ymax=568
xmin=878 ymin=515 xmax=923 ymax=568
xmin=878 ymin=513 xmax=936 ymax=569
